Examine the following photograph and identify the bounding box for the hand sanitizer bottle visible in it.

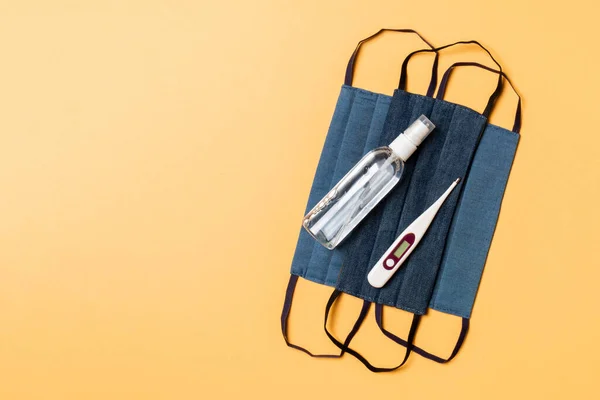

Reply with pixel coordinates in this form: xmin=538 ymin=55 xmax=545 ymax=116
xmin=303 ymin=115 xmax=435 ymax=249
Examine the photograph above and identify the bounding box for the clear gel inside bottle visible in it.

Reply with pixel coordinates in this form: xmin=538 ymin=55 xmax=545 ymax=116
xmin=303 ymin=115 xmax=435 ymax=249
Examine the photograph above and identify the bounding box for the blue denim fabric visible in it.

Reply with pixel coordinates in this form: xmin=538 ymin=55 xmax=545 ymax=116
xmin=336 ymin=89 xmax=486 ymax=315
xmin=429 ymin=124 xmax=519 ymax=318
xmin=290 ymin=85 xmax=391 ymax=286
xmin=290 ymin=85 xmax=519 ymax=319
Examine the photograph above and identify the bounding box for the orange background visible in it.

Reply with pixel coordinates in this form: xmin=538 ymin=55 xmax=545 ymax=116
xmin=1 ymin=1 xmax=599 ymax=399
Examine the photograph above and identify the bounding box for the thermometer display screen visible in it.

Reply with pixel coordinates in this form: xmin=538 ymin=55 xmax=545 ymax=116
xmin=393 ymin=240 xmax=410 ymax=258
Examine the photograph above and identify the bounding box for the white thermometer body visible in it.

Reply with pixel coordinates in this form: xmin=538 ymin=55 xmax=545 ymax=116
xmin=367 ymin=178 xmax=460 ymax=288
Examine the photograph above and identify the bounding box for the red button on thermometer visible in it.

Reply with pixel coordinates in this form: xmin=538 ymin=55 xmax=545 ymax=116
xmin=367 ymin=178 xmax=460 ymax=288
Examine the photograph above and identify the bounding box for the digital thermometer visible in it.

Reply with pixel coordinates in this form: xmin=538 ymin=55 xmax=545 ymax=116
xmin=367 ymin=178 xmax=461 ymax=288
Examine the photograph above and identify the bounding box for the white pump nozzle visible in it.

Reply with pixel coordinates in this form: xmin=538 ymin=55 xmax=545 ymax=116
xmin=389 ymin=115 xmax=435 ymax=162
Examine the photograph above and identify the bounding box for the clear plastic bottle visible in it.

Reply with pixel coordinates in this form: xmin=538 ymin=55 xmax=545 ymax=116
xmin=303 ymin=115 xmax=435 ymax=249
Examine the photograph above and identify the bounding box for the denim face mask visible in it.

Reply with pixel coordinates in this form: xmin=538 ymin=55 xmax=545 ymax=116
xmin=283 ymin=29 xmax=436 ymax=357
xmin=329 ymin=61 xmax=522 ymax=372
xmin=375 ymin=62 xmax=521 ymax=364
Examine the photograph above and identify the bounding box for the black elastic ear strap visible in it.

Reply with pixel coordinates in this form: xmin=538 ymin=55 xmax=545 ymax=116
xmin=375 ymin=304 xmax=469 ymax=363
xmin=398 ymin=41 xmax=504 ymax=117
xmin=437 ymin=61 xmax=522 ymax=133
xmin=323 ymin=290 xmax=421 ymax=373
xmin=425 ymin=54 xmax=440 ymax=97
xmin=344 ymin=28 xmax=434 ymax=87
xmin=281 ymin=275 xmax=368 ymax=358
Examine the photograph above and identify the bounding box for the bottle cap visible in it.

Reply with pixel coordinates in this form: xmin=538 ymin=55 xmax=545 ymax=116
xmin=389 ymin=115 xmax=435 ymax=161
